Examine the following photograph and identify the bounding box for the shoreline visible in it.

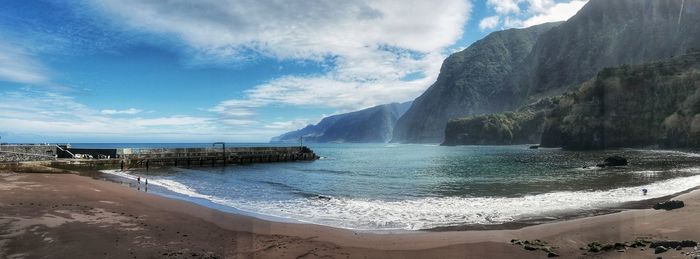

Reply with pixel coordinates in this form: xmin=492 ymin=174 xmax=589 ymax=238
xmin=2 ymin=166 xmax=700 ymax=258
xmin=96 ymin=165 xmax=698 ymax=233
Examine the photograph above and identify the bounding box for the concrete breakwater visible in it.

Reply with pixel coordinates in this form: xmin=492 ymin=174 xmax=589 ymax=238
xmin=116 ymin=146 xmax=319 ymax=169
xmin=0 ymin=145 xmax=320 ymax=169
xmin=0 ymin=145 xmax=58 ymax=163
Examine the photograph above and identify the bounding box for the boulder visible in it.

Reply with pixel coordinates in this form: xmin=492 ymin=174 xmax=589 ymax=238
xmin=530 ymin=145 xmax=540 ymax=149
xmin=598 ymin=156 xmax=628 ymax=167
xmin=653 ymin=200 xmax=685 ymax=210
xmin=655 ymin=246 xmax=668 ymax=254
xmin=650 ymin=240 xmax=697 ymax=248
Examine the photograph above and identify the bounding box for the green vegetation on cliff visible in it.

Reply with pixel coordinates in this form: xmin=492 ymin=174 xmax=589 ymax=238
xmin=541 ymin=52 xmax=700 ymax=149
xmin=442 ymin=110 xmax=546 ymax=146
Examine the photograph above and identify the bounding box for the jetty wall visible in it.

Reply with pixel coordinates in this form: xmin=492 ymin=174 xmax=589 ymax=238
xmin=0 ymin=145 xmax=57 ymax=162
xmin=117 ymin=146 xmax=318 ymax=168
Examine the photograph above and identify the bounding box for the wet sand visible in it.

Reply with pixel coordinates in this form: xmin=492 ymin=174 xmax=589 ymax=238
xmin=1 ymin=169 xmax=700 ymax=258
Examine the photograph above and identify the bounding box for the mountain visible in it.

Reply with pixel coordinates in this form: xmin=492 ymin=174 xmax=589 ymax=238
xmin=391 ymin=22 xmax=559 ymax=143
xmin=541 ymin=52 xmax=700 ymax=150
xmin=502 ymin=0 xmax=700 ymax=108
xmin=394 ymin=0 xmax=700 ymax=144
xmin=270 ymin=102 xmax=412 ymax=143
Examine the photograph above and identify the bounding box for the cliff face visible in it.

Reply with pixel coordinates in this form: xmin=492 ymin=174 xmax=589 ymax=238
xmin=442 ymin=110 xmax=546 ymax=146
xmin=442 ymin=98 xmax=558 ymax=146
xmin=394 ymin=0 xmax=700 ymax=144
xmin=541 ymin=52 xmax=700 ymax=150
xmin=270 ymin=102 xmax=411 ymax=143
xmin=390 ymin=23 xmax=559 ymax=143
xmin=504 ymin=0 xmax=700 ymax=107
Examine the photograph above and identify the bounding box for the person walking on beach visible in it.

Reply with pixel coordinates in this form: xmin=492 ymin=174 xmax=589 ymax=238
xmin=137 ymin=176 xmax=141 ymax=185
xmin=145 ymin=178 xmax=148 ymax=192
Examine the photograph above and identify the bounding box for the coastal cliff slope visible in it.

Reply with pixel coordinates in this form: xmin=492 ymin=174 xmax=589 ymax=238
xmin=541 ymin=52 xmax=700 ymax=150
xmin=391 ymin=23 xmax=558 ymax=144
xmin=270 ymin=102 xmax=411 ymax=143
xmin=395 ymin=0 xmax=700 ymax=144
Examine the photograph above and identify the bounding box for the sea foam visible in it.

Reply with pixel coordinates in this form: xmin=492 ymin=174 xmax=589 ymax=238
xmin=102 ymin=167 xmax=700 ymax=230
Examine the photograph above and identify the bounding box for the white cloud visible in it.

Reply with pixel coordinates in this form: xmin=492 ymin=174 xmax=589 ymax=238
xmin=0 ymin=43 xmax=50 ymax=85
xmin=479 ymin=16 xmax=501 ymax=30
xmin=92 ymin=0 xmax=471 ymax=58
xmin=519 ymin=0 xmax=587 ymax=27
xmin=0 ymin=89 xmax=313 ymax=142
xmin=90 ymin=0 xmax=472 ymax=114
xmin=100 ymin=108 xmax=142 ymax=115
xmin=484 ymin=0 xmax=587 ymax=29
xmin=264 ymin=119 xmax=314 ymax=130
xmin=487 ymin=0 xmax=520 ymax=14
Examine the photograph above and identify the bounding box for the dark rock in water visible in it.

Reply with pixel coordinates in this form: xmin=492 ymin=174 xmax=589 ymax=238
xmin=530 ymin=145 xmax=540 ymax=149
xmin=524 ymin=245 xmax=537 ymax=251
xmin=655 ymin=246 xmax=668 ymax=254
xmin=653 ymin=200 xmax=685 ymax=210
xmin=598 ymin=156 xmax=628 ymax=167
xmin=547 ymin=252 xmax=559 ymax=257
xmin=315 ymin=195 xmax=332 ymax=201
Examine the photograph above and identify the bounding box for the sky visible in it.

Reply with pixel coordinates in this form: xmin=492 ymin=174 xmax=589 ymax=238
xmin=0 ymin=0 xmax=588 ymax=143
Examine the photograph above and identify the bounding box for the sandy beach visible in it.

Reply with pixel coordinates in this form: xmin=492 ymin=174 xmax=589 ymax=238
xmin=1 ymin=168 xmax=699 ymax=258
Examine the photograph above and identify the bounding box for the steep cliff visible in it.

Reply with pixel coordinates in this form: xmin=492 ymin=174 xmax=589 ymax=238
xmin=504 ymin=0 xmax=700 ymax=107
xmin=394 ymin=0 xmax=700 ymax=144
xmin=390 ymin=23 xmax=560 ymax=143
xmin=270 ymin=102 xmax=411 ymax=143
xmin=541 ymin=52 xmax=700 ymax=150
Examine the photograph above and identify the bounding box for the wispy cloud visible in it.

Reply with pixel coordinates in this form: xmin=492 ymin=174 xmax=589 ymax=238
xmin=0 ymin=88 xmax=312 ymax=142
xmin=0 ymin=43 xmax=50 ymax=85
xmin=100 ymin=108 xmax=142 ymax=115
xmin=483 ymin=0 xmax=588 ymax=29
xmin=479 ymin=15 xmax=501 ymax=30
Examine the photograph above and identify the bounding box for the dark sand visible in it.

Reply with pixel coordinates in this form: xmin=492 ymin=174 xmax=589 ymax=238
xmin=1 ymin=167 xmax=700 ymax=258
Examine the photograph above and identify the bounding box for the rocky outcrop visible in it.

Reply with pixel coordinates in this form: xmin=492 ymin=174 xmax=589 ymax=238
xmin=270 ymin=102 xmax=411 ymax=143
xmin=441 ymin=97 xmax=558 ymax=146
xmin=442 ymin=110 xmax=546 ymax=146
xmin=541 ymin=52 xmax=700 ymax=149
xmin=597 ymin=156 xmax=628 ymax=167
xmin=653 ymin=200 xmax=685 ymax=210
xmin=391 ymin=23 xmax=559 ymax=143
xmin=394 ymin=0 xmax=700 ymax=144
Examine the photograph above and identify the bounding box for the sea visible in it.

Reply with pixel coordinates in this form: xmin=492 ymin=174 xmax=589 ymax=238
xmin=72 ymin=143 xmax=700 ymax=231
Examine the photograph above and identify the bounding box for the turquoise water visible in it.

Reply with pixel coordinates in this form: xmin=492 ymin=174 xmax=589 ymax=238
xmin=86 ymin=143 xmax=700 ymax=230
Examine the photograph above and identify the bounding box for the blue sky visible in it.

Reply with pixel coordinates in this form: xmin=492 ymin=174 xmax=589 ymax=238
xmin=0 ymin=0 xmax=587 ymax=143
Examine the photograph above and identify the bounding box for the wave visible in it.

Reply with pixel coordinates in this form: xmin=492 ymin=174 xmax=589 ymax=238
xmin=633 ymin=149 xmax=700 ymax=157
xmin=101 ymin=167 xmax=700 ymax=231
xmin=102 ymin=169 xmax=213 ymax=200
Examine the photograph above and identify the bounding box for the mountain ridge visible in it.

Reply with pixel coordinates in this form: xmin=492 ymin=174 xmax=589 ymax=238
xmin=270 ymin=102 xmax=411 ymax=143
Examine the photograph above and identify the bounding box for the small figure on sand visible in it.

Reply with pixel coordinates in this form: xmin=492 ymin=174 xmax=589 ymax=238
xmin=642 ymin=188 xmax=648 ymax=196
xmin=145 ymin=179 xmax=148 ymax=192
xmin=137 ymin=176 xmax=141 ymax=185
